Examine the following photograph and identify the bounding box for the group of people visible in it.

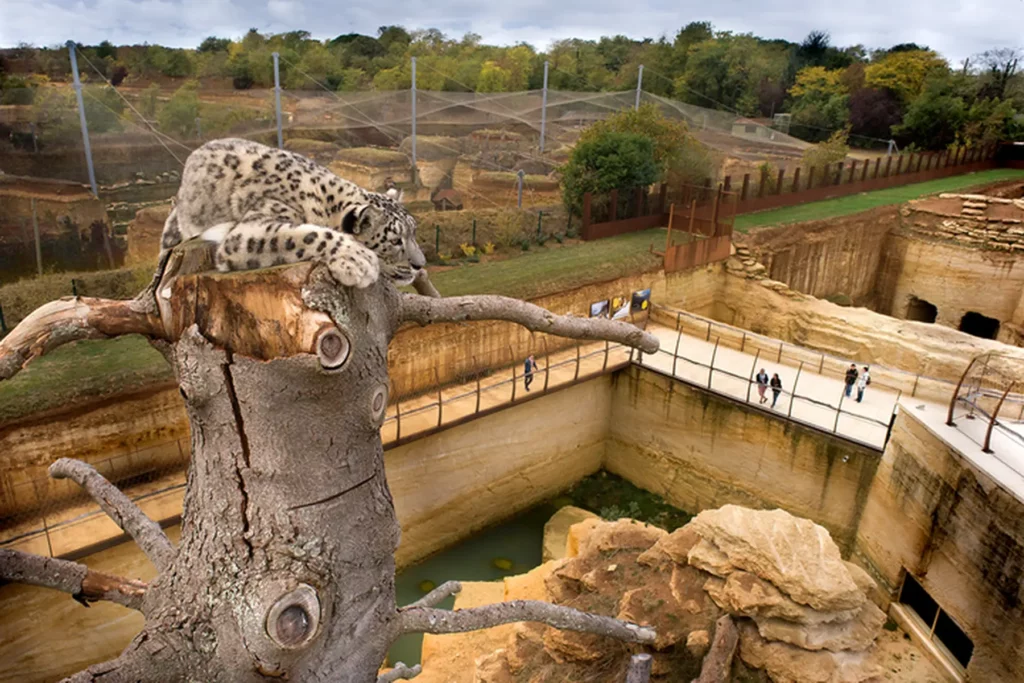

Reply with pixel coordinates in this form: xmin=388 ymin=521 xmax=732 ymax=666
xmin=754 ymin=369 xmax=784 ymax=408
xmin=754 ymin=362 xmax=872 ymax=411
xmin=844 ymin=364 xmax=871 ymax=402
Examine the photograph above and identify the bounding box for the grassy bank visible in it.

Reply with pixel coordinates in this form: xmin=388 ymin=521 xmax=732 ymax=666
xmin=0 ymin=228 xmax=664 ymax=425
xmin=734 ymin=168 xmax=1024 ymax=233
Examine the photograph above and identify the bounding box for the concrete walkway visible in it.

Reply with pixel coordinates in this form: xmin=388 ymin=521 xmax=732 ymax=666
xmin=636 ymin=324 xmax=901 ymax=449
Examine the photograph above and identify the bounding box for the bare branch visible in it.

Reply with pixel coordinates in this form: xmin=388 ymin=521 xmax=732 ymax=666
xmin=0 ymin=549 xmax=146 ymax=611
xmin=692 ymin=615 xmax=739 ymax=683
xmin=49 ymin=458 xmax=176 ymax=571
xmin=626 ymin=653 xmax=653 ymax=683
xmin=412 ymin=269 xmax=442 ymax=298
xmin=399 ymin=293 xmax=660 ymax=354
xmin=0 ymin=297 xmax=164 ymax=383
xmin=403 ymin=580 xmax=462 ymax=609
xmin=398 ymin=600 xmax=656 ymax=644
xmin=377 ymin=663 xmax=422 ymax=682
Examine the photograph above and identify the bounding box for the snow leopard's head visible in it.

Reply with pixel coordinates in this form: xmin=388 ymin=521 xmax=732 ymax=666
xmin=341 ymin=192 xmax=425 ymax=287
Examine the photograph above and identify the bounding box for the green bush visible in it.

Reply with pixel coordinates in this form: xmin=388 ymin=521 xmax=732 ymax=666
xmin=560 ymin=131 xmax=659 ymax=217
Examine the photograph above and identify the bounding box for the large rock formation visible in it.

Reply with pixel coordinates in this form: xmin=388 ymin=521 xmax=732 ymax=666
xmin=419 ymin=505 xmax=916 ymax=682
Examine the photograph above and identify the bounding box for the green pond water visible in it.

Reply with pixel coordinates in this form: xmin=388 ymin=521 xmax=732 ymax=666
xmin=386 ymin=469 xmax=694 ymax=667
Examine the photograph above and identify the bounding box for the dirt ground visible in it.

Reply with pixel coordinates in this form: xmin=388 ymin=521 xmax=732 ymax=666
xmin=874 ymin=627 xmax=947 ymax=682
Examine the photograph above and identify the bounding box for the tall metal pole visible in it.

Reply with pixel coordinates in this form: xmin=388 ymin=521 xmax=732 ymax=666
xmin=635 ymin=64 xmax=644 ymax=110
xmin=539 ymin=61 xmax=549 ymax=153
xmin=517 ymin=170 xmax=525 ymax=208
xmin=411 ymin=56 xmax=418 ymax=185
xmin=66 ymin=41 xmax=98 ymax=198
xmin=273 ymin=52 xmax=283 ymax=149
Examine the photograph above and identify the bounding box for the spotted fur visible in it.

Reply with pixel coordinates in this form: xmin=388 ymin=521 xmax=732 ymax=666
xmin=155 ymin=138 xmax=425 ymax=292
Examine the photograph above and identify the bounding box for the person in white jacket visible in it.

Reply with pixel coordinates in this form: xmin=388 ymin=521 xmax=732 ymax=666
xmin=856 ymin=366 xmax=871 ymax=403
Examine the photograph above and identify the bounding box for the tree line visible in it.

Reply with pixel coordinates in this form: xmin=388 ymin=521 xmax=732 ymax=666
xmin=0 ymin=24 xmax=1021 ymax=150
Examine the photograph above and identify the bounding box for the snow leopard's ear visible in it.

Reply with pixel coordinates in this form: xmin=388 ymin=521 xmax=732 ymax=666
xmin=341 ymin=203 xmax=374 ymax=235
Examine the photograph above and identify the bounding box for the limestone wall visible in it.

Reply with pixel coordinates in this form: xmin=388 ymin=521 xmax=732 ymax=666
xmin=604 ymin=365 xmax=880 ymax=553
xmin=854 ymin=407 xmax=1024 ymax=683
xmin=876 ymin=232 xmax=1024 ymax=330
xmin=736 ymin=205 xmax=896 ymax=306
xmin=711 ymin=267 xmax=1024 ymax=399
xmin=386 ymin=378 xmax=612 ymax=567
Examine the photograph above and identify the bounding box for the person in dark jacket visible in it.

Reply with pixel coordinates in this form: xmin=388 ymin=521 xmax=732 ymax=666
xmin=524 ymin=354 xmax=538 ymax=391
xmin=844 ymin=364 xmax=858 ymax=398
xmin=770 ymin=373 xmax=783 ymax=409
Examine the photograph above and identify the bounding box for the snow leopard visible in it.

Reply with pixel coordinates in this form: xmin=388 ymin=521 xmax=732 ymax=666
xmin=148 ymin=137 xmax=425 ymax=298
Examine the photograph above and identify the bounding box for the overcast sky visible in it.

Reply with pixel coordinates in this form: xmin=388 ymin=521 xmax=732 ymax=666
xmin=1 ymin=0 xmax=1021 ymax=64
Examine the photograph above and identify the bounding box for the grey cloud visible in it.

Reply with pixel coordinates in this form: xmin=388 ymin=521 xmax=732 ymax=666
xmin=0 ymin=0 xmax=1020 ymax=63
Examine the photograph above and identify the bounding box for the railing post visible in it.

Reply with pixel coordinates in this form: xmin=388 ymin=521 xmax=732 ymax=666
xmin=574 ymin=342 xmax=582 ymax=380
xmin=775 ymin=168 xmax=785 ymax=195
xmin=510 ymin=345 xmax=518 ymax=402
xmin=435 ymin=368 xmax=443 ymax=427
xmin=603 ymin=340 xmax=610 ymax=371
xmin=788 ymin=362 xmax=804 ymax=418
xmin=862 ymin=159 xmax=870 ymax=181
xmin=835 ymin=390 xmax=846 ymax=433
xmin=542 ymin=338 xmax=551 ymax=391
xmin=874 ymin=157 xmax=882 ymax=178
xmin=916 ymin=154 xmax=924 ymax=172
xmin=818 ymin=352 xmax=825 ymax=374
xmin=808 ymin=166 xmax=816 ymax=189
xmin=741 ymin=174 xmax=750 ymax=201
xmin=983 ymin=382 xmax=1015 ymax=453
xmin=777 ymin=341 xmax=783 ymax=363
xmin=791 ymin=167 xmax=801 ymax=193
xmin=946 ymin=357 xmax=978 ymax=426
xmin=758 ymin=168 xmax=768 ymax=198
xmin=473 ymin=355 xmax=482 ymax=414
xmin=848 ymin=160 xmax=857 ymax=183
xmin=747 ymin=348 xmax=761 ymax=403
xmin=395 ymin=401 xmax=402 ymax=440
xmin=834 ymin=161 xmax=843 ymax=185
xmin=672 ymin=326 xmax=682 ymax=377
xmin=708 ymin=337 xmax=720 ymax=388
xmin=706 ymin=320 xmax=712 ymax=341
xmin=885 ymin=156 xmax=893 ymax=177
xmin=740 ymin=331 xmax=747 ymax=353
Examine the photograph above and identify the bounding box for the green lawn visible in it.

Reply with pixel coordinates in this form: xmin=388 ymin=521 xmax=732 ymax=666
xmin=734 ymin=168 xmax=1024 ymax=233
xmin=0 ymin=229 xmax=665 ymax=425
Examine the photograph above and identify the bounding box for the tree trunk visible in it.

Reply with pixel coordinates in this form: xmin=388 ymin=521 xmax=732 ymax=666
xmin=0 ymin=253 xmax=659 ymax=682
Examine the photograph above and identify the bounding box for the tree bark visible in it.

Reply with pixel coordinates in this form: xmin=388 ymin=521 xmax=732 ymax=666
xmin=0 ymin=254 xmax=661 ymax=682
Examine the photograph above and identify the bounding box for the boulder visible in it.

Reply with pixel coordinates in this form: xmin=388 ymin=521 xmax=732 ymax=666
xmin=687 ymin=505 xmax=864 ymax=611
xmin=702 ymin=572 xmax=861 ymax=625
xmin=737 ymin=621 xmax=883 ymax=683
xmin=542 ymin=506 xmax=599 ymax=562
xmin=754 ymin=600 xmax=886 ymax=652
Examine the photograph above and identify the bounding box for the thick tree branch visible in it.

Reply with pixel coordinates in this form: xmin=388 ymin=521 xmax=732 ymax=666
xmin=0 ymin=297 xmax=164 ymax=382
xmin=59 ymin=641 xmax=173 ymax=683
xmin=692 ymin=615 xmax=739 ymax=683
xmin=378 ymin=663 xmax=422 ymax=682
xmin=397 ymin=600 xmax=656 ymax=644
xmin=0 ymin=549 xmax=146 ymax=611
xmin=398 ymin=293 xmax=660 ymax=353
xmin=49 ymin=458 xmax=176 ymax=572
xmin=403 ymin=580 xmax=462 ymax=609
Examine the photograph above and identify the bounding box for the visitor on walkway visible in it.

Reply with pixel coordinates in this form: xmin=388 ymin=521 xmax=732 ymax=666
xmin=856 ymin=366 xmax=871 ymax=403
xmin=770 ymin=373 xmax=783 ymax=409
xmin=755 ymin=368 xmax=770 ymax=404
xmin=524 ymin=354 xmax=539 ymax=392
xmin=844 ymin=364 xmax=859 ymax=398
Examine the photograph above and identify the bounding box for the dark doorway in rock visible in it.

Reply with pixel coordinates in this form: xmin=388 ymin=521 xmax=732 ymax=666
xmin=959 ymin=311 xmax=1000 ymax=340
xmin=906 ymin=296 xmax=938 ymax=323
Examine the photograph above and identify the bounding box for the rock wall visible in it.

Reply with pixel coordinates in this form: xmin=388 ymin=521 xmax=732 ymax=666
xmin=735 ymin=205 xmax=896 ymax=306
xmin=604 ymin=366 xmax=880 ymax=553
xmin=125 ymin=204 xmax=169 ymax=265
xmin=0 ymin=384 xmax=187 ymax=516
xmin=854 ymin=406 xmax=1024 ymax=683
xmin=709 ymin=267 xmax=1024 ymax=399
xmin=386 ymin=378 xmax=612 ymax=567
xmin=876 ymin=232 xmax=1024 ymax=333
